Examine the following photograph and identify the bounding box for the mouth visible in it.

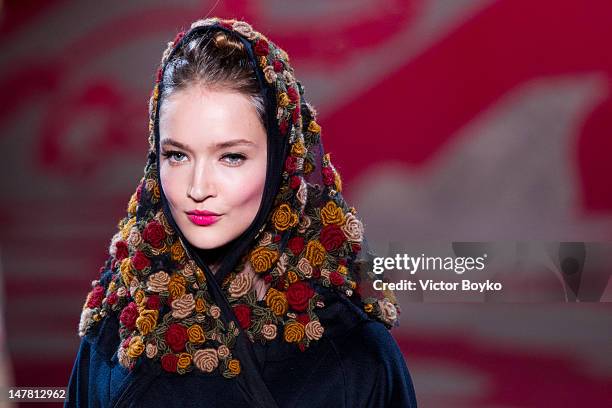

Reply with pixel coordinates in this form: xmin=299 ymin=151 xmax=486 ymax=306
xmin=186 ymin=210 xmax=221 ymax=226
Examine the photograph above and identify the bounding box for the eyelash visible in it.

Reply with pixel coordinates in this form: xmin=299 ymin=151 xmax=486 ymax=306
xmin=161 ymin=150 xmax=247 ymax=166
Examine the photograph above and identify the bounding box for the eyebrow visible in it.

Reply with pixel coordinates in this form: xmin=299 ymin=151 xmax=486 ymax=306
xmin=160 ymin=138 xmax=256 ymax=151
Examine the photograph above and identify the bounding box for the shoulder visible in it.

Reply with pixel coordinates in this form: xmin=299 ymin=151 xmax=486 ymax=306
xmin=332 ymin=320 xmax=405 ymax=367
xmin=329 ymin=320 xmax=418 ymax=407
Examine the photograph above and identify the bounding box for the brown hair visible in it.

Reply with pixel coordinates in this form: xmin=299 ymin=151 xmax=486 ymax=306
xmin=160 ymin=30 xmax=266 ymax=126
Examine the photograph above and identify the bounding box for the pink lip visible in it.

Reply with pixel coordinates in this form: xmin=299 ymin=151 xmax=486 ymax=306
xmin=186 ymin=210 xmax=221 ymax=226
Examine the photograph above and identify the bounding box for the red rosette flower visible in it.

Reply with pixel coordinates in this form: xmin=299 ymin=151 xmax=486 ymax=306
xmin=143 ymin=220 xmax=166 ymax=248
xmin=287 ymin=87 xmax=299 ymax=103
xmin=107 ymin=292 xmax=118 ymax=306
xmin=146 ymin=295 xmax=160 ymax=310
xmin=87 ymin=286 xmax=105 ymax=308
xmin=120 ymin=302 xmax=138 ymax=330
xmin=312 ymin=268 xmax=321 ymax=279
xmin=322 ymin=167 xmax=335 ymax=185
xmin=351 ymin=243 xmax=362 ymax=253
xmin=115 ymin=241 xmax=129 ymax=261
xmin=320 ymin=225 xmax=345 ymax=251
xmin=329 ymin=271 xmax=345 ymax=286
xmin=219 ymin=20 xmax=233 ymax=29
xmin=279 ymin=119 xmax=289 ymax=136
xmin=132 ymin=251 xmax=151 ymax=271
xmin=292 ymin=104 xmax=301 ymax=124
xmin=172 ymin=31 xmax=185 ymax=47
xmin=233 ymin=304 xmax=252 ymax=329
xmin=136 ymin=181 xmax=144 ymax=201
xmin=289 ymin=175 xmax=301 ymax=189
xmin=286 ymin=281 xmax=314 ymax=312
xmin=285 ymin=156 xmax=297 ymax=174
xmin=288 ymin=237 xmax=305 ymax=255
xmin=161 ymin=353 xmax=179 ymax=373
xmin=165 ymin=323 xmax=188 ymax=352
xmin=296 ymin=314 xmax=310 ymax=325
xmin=254 ymin=39 xmax=269 ymax=56
xmin=275 ymin=276 xmax=287 ymax=290
xmin=273 ymin=60 xmax=283 ymax=72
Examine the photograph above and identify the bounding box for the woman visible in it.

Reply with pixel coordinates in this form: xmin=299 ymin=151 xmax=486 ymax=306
xmin=65 ymin=17 xmax=417 ymax=408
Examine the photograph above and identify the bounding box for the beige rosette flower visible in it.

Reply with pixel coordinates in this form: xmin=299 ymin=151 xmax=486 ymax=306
xmin=232 ymin=21 xmax=257 ymax=40
xmin=118 ymin=346 xmax=131 ymax=369
xmin=217 ymin=345 xmax=231 ymax=359
xmin=296 ymin=180 xmax=308 ymax=208
xmin=305 ymin=320 xmax=324 ymax=341
xmin=193 ymin=348 xmax=219 ymax=373
xmin=297 ymin=214 xmax=311 ymax=234
xmin=183 ymin=260 xmax=197 ymax=277
xmin=108 ymin=232 xmax=122 ymax=258
xmin=171 ymin=293 xmax=196 ymax=319
xmin=228 ymin=270 xmax=253 ymax=298
xmin=259 ymin=232 xmax=273 ymax=246
xmin=147 ymin=271 xmax=170 ymax=292
xmin=296 ymin=258 xmax=312 ymax=278
xmin=145 ymin=342 xmax=158 ymax=358
xmin=261 ymin=323 xmax=278 ymax=340
xmin=209 ymin=305 xmax=221 ymax=319
xmin=377 ymin=298 xmax=398 ymax=325
xmin=263 ymin=65 xmax=277 ymax=84
xmin=342 ymin=213 xmax=364 ymax=243
xmin=276 ymin=253 xmax=289 ymax=276
xmin=78 ymin=308 xmax=94 ymax=337
xmin=127 ymin=227 xmax=142 ymax=247
xmin=190 ymin=18 xmax=218 ymax=30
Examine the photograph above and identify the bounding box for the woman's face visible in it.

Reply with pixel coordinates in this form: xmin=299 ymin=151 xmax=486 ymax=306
xmin=159 ymin=85 xmax=267 ymax=250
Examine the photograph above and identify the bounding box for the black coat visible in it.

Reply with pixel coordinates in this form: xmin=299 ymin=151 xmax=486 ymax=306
xmin=65 ymin=294 xmax=417 ymax=407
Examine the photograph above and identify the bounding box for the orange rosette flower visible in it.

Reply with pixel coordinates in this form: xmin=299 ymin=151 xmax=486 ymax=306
xmin=283 ymin=321 xmax=305 ymax=343
xmin=168 ymin=274 xmax=186 ymax=298
xmin=249 ymin=247 xmax=279 ymax=273
xmin=272 ymin=204 xmax=298 ymax=231
xmin=304 ymin=240 xmax=326 ymax=267
xmin=227 ymin=358 xmax=241 ymax=375
xmin=320 ymin=201 xmax=345 ymax=226
xmin=127 ymin=336 xmax=145 ymax=358
xmin=136 ymin=309 xmax=159 ymax=336
xmin=265 ymin=288 xmax=289 ymax=316
xmin=187 ymin=324 xmax=206 ymax=344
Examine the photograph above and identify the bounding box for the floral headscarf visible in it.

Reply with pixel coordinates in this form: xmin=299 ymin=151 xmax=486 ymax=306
xmin=78 ymin=17 xmax=400 ymax=380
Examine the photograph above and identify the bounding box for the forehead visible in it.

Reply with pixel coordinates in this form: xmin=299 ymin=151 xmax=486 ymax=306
xmin=159 ymin=85 xmax=266 ymax=148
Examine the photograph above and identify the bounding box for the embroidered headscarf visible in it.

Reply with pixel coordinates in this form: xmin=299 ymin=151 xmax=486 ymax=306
xmin=78 ymin=17 xmax=400 ymax=380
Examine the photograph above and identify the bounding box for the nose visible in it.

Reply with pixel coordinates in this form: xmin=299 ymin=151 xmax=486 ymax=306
xmin=187 ymin=161 xmax=216 ymax=202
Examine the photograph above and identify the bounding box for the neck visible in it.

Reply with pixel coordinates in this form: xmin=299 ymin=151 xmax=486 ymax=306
xmin=196 ymin=239 xmax=235 ymax=275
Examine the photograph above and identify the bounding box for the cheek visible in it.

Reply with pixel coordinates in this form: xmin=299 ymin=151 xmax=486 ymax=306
xmin=227 ymin=163 xmax=267 ymax=212
xmin=160 ymin=164 xmax=186 ymax=209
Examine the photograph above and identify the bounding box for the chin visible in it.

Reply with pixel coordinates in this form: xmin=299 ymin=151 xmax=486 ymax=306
xmin=179 ymin=225 xmax=230 ymax=250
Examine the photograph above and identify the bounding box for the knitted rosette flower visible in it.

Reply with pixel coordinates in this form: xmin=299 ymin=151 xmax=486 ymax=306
xmin=77 ymin=17 xmax=400 ymax=378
